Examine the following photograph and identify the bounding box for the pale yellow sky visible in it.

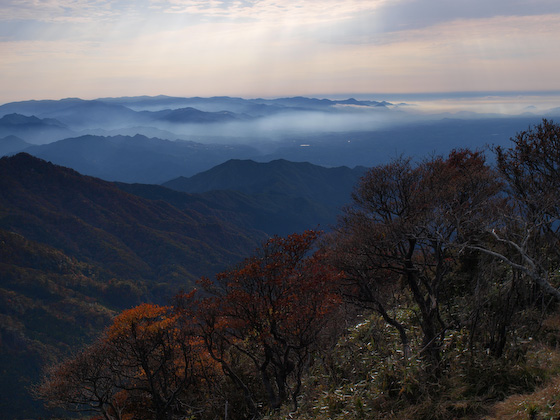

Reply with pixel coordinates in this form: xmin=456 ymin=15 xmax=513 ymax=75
xmin=1 ymin=0 xmax=560 ymax=103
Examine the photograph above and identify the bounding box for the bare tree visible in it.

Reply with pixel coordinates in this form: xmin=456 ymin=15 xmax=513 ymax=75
xmin=331 ymin=150 xmax=501 ymax=370
xmin=481 ymin=119 xmax=560 ymax=301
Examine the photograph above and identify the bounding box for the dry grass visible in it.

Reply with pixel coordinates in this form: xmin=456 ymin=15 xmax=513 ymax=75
xmin=484 ymin=339 xmax=560 ymax=420
xmin=486 ymin=375 xmax=560 ymax=419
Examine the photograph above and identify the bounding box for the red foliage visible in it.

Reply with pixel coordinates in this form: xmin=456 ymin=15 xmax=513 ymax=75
xmin=196 ymin=230 xmax=342 ymax=412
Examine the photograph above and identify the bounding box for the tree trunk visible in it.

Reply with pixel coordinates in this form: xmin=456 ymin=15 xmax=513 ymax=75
xmin=260 ymin=360 xmax=280 ymax=410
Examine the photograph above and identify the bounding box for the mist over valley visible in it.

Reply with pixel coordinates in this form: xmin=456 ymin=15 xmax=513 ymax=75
xmin=2 ymin=93 xmax=559 ymax=183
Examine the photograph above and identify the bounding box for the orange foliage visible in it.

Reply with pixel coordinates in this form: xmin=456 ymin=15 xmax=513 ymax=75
xmin=106 ymin=303 xmax=175 ymax=341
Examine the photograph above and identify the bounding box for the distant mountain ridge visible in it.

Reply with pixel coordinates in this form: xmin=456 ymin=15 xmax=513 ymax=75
xmin=163 ymin=158 xmax=365 ymax=204
xmin=1 ymin=95 xmax=553 ymax=184
xmin=85 ymin=95 xmax=390 ymax=113
xmin=22 ymin=134 xmax=260 ymax=183
xmin=0 ymin=95 xmax=393 ymax=155
xmin=159 ymin=158 xmax=367 ymax=235
xmin=145 ymin=106 xmax=250 ymax=123
xmin=0 ymin=135 xmax=30 ymax=155
xmin=0 ymin=95 xmax=389 ymax=131
xmin=0 ymin=113 xmax=66 ymax=128
xmin=0 ymin=113 xmax=74 ymax=144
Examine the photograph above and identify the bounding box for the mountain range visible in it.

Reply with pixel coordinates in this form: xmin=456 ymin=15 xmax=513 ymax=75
xmin=0 ymin=95 xmax=390 ymax=137
xmin=1 ymin=95 xmax=558 ymax=186
xmin=129 ymin=158 xmax=366 ymax=236
xmin=22 ymin=134 xmax=259 ymax=183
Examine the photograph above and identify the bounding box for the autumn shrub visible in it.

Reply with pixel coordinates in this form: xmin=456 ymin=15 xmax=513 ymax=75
xmin=192 ymin=230 xmax=344 ymax=416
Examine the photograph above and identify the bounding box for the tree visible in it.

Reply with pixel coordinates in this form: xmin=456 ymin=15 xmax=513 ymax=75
xmin=35 ymin=340 xmax=125 ymax=420
xmin=195 ymin=230 xmax=342 ymax=415
xmin=487 ymin=119 xmax=560 ymax=301
xmin=331 ymin=151 xmax=501 ymax=370
xmin=104 ymin=303 xmax=201 ymax=420
xmin=36 ymin=302 xmax=206 ymax=420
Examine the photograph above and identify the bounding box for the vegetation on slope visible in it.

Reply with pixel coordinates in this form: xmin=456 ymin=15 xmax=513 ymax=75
xmin=0 ymin=153 xmax=264 ymax=295
xmin=0 ymin=229 xmax=117 ymax=418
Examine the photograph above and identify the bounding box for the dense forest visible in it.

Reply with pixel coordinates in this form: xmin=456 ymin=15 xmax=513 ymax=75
xmin=35 ymin=120 xmax=560 ymax=419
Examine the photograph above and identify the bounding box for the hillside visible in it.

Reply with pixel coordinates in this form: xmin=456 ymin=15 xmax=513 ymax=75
xmin=0 ymin=135 xmax=30 ymax=156
xmin=0 ymin=229 xmax=117 ymax=418
xmin=162 ymin=158 xmax=364 ymax=201
xmin=160 ymin=159 xmax=367 ymax=235
xmin=118 ymin=183 xmax=331 ymax=237
xmin=23 ymin=134 xmax=260 ymax=183
xmin=0 ymin=153 xmax=265 ymax=291
xmin=0 ymin=153 xmax=266 ymax=418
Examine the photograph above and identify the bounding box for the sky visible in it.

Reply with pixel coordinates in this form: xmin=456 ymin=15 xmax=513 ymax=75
xmin=2 ymin=0 xmax=560 ymax=104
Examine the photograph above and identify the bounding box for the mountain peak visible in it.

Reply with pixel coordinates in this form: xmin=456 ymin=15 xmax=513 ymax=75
xmin=0 ymin=152 xmax=81 ymax=179
xmin=0 ymin=136 xmax=30 ymax=156
xmin=1 ymin=113 xmax=42 ymax=125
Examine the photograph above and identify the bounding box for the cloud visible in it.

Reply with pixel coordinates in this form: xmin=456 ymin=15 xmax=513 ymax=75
xmin=371 ymin=0 xmax=560 ymax=32
xmin=0 ymin=0 xmax=390 ymax=27
xmin=0 ymin=0 xmax=115 ymax=23
xmin=149 ymin=0 xmax=390 ymax=21
xmin=3 ymin=0 xmax=558 ymax=46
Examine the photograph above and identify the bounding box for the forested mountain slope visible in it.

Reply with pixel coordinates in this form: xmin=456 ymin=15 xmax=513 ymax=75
xmin=32 ymin=120 xmax=560 ymax=420
xmin=160 ymin=159 xmax=367 ymax=235
xmin=0 ymin=154 xmax=264 ymax=289
xmin=0 ymin=229 xmax=117 ymax=418
xmin=0 ymin=153 xmax=266 ymax=418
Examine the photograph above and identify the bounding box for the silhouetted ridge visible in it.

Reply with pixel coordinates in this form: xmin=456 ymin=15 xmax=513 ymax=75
xmin=149 ymin=107 xmax=246 ymax=123
xmin=22 ymin=134 xmax=260 ymax=183
xmin=160 ymin=159 xmax=366 ymax=235
xmin=163 ymin=158 xmax=366 ymax=206
xmin=0 ymin=135 xmax=30 ymax=156
xmin=0 ymin=113 xmax=75 ymax=144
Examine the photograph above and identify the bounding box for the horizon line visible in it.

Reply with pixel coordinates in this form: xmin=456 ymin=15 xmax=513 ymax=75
xmin=3 ymin=89 xmax=560 ymax=106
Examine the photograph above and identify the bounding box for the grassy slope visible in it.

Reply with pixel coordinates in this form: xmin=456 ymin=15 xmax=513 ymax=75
xmin=263 ymin=311 xmax=560 ymax=420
